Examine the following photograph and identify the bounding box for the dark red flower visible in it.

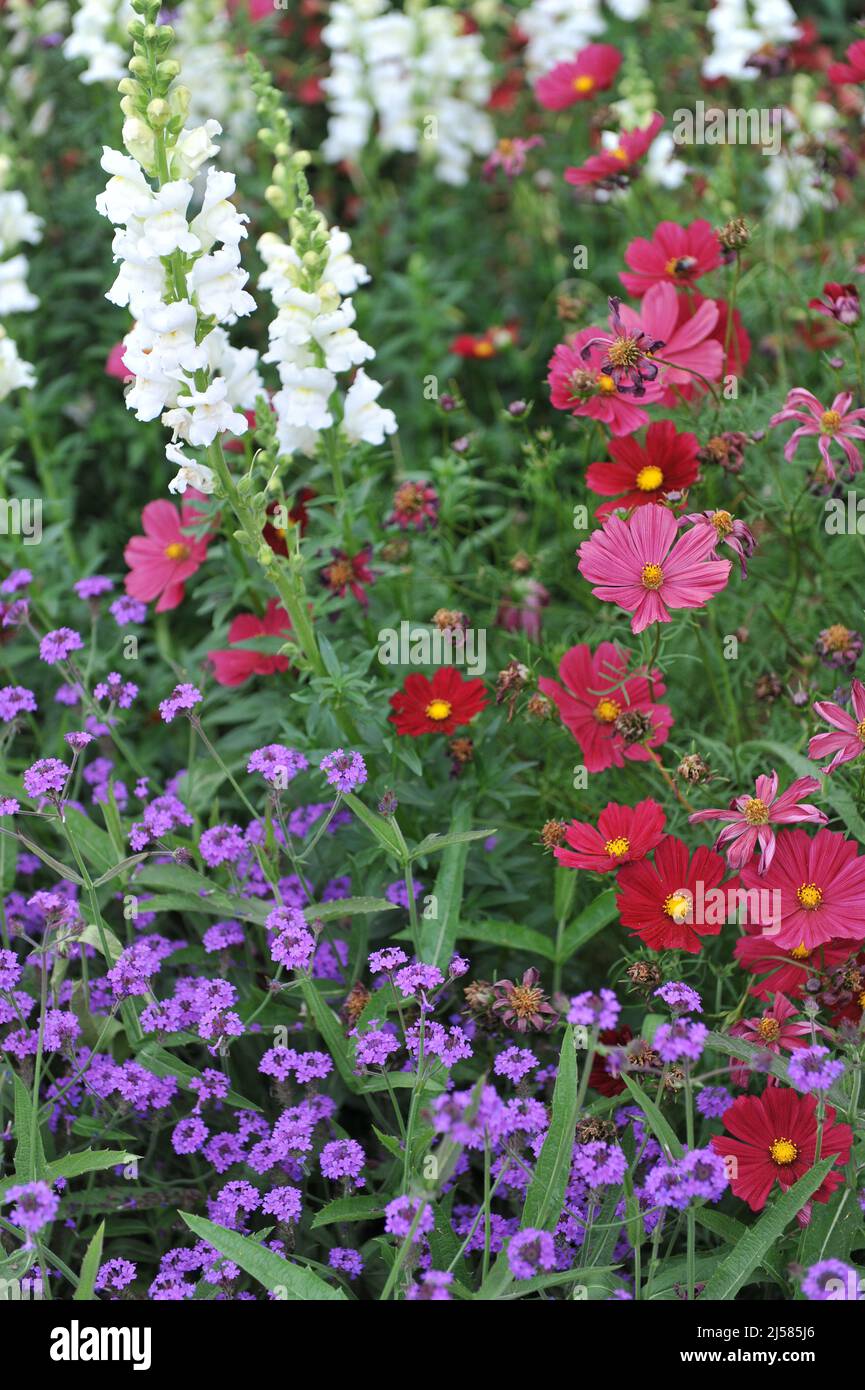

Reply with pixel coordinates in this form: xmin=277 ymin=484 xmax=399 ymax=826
xmin=589 ymin=1026 xmax=634 ymax=1096
xmin=711 ymin=1088 xmax=852 ymax=1212
xmin=586 ymin=420 xmax=700 ymax=517
xmin=615 ymin=836 xmax=738 ymax=953
xmin=321 ymin=548 xmax=374 ymax=608
xmin=207 ymin=598 xmax=291 ymax=687
xmin=808 ymin=282 xmax=860 ymax=326
xmin=389 ymin=666 xmax=488 ymax=737
xmin=263 ymin=490 xmax=316 ymax=555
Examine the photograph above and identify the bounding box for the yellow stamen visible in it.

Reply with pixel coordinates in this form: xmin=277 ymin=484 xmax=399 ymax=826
xmin=790 ymin=943 xmax=811 ymax=961
xmin=607 ymin=337 xmax=641 ymax=369
xmin=641 ymin=563 xmax=664 ymax=590
xmin=636 ymin=465 xmax=664 ymax=492
xmin=664 ymin=892 xmax=691 ymax=923
xmin=604 ymin=836 xmax=630 ymax=858
xmin=164 ymin=542 xmax=189 ymax=561
xmin=820 ymin=409 xmax=842 ymax=434
xmin=796 ymin=882 xmax=823 ymax=910
xmin=594 ymin=697 xmax=621 ymax=723
xmin=596 ymin=373 xmax=617 ymax=395
xmin=425 ymin=699 xmax=453 ymax=721
xmin=474 ymin=341 xmax=495 ymax=358
xmin=573 ymin=74 xmax=595 ymax=92
xmin=743 ymin=797 xmax=769 ymax=826
xmin=712 ymin=509 xmax=734 ymax=536
xmin=758 ymin=1017 xmax=781 ymax=1043
xmin=769 ymin=1137 xmax=798 ymax=1166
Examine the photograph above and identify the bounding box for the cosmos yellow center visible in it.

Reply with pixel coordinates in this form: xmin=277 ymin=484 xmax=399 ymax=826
xmin=604 ymin=836 xmax=630 ymax=858
xmin=664 ymin=893 xmax=690 ymax=923
xmin=610 ymin=145 xmax=628 ymax=162
xmin=164 ymin=542 xmax=189 ymax=560
xmin=820 ymin=410 xmax=842 ymax=434
xmin=636 ymin=465 xmax=664 ymax=492
xmin=712 ymin=509 xmax=734 ymax=536
xmin=790 ymin=943 xmax=811 ymax=960
xmin=474 ymin=341 xmax=495 ymax=358
xmin=743 ymin=797 xmax=769 ymax=826
xmin=510 ymin=985 xmax=543 ymax=1018
xmin=425 ymin=699 xmax=452 ymax=721
xmin=823 ymin=623 xmax=851 ymax=650
xmin=758 ymin=1017 xmax=781 ymax=1042
xmin=607 ymin=336 xmax=641 ymax=369
xmin=573 ymin=74 xmax=595 ymax=92
xmin=596 ymin=373 xmax=617 ymax=395
xmin=857 ymin=719 xmax=865 ymax=742
xmin=769 ymin=1137 xmax=798 ymax=1166
xmin=641 ymin=563 xmax=664 ymax=590
xmin=594 ymin=697 xmax=621 ymax=723
xmin=796 ymin=882 xmax=823 ymax=910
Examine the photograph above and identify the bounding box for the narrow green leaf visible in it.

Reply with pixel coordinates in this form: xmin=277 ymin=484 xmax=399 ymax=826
xmin=299 ymin=978 xmax=360 ymax=1093
xmin=620 ymin=1074 xmax=683 ymax=1159
xmin=135 ymin=1042 xmax=262 ymax=1112
xmin=420 ymin=800 xmax=472 ymax=967
xmin=522 ymin=1026 xmax=578 ymax=1231
xmin=180 ymin=1214 xmax=346 ymax=1299
xmin=699 ymin=1159 xmax=836 ymax=1300
xmin=12 ymin=1072 xmax=46 ymax=1181
xmin=457 ymin=920 xmax=556 ymax=961
xmin=411 ymin=827 xmax=496 ymax=859
xmin=74 ymin=1222 xmax=105 ymax=1301
xmin=311 ymin=1196 xmax=384 ymax=1229
xmin=557 ymin=889 xmax=618 ymax=964
xmin=341 ymin=793 xmax=403 ymax=858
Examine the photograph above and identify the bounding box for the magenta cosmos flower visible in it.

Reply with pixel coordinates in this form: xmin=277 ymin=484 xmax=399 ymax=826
xmin=577 ymin=504 xmax=731 ymax=635
xmin=616 ymin=283 xmax=724 ymax=392
xmin=769 ymin=389 xmax=865 ymax=481
xmin=620 ymin=219 xmax=722 ymax=297
xmin=741 ymin=827 xmax=865 ymax=952
xmin=534 ymin=43 xmax=621 ymax=110
xmin=554 ymin=798 xmax=666 ymax=873
xmin=537 ymin=641 xmax=673 ymax=772
xmin=808 ymin=680 xmax=865 ymax=772
xmin=689 ymin=772 xmax=827 ymax=874
xmin=548 ymin=327 xmax=664 ymax=437
xmin=729 ymin=994 xmax=811 ymax=1088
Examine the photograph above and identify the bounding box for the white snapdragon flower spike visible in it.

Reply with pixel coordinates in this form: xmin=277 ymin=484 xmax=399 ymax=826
xmin=129 ymin=300 xmax=210 ymax=375
xmin=64 ymin=0 xmax=133 ymax=84
xmin=163 ymin=377 xmax=249 ymax=447
xmin=137 ymin=183 xmax=201 ymax=258
xmin=324 ymin=228 xmax=371 ymax=295
xmin=321 ymin=0 xmax=494 ymax=184
xmin=763 ymin=151 xmax=833 ymax=230
xmin=274 ymin=365 xmax=337 ymax=431
xmin=0 ymin=327 xmax=36 ymax=401
xmin=189 ymin=170 xmax=249 ymax=253
xmin=0 ymin=255 xmax=39 ymax=315
xmin=170 ymin=121 xmax=223 ymax=180
xmin=95 ymin=148 xmax=154 ymax=224
xmin=703 ymin=0 xmax=799 ymax=81
xmin=0 ymin=191 xmax=43 ymax=258
xmin=343 ymin=369 xmax=398 ymax=446
xmin=105 ymin=227 xmax=167 ymax=312
xmin=264 ymin=288 xmax=323 ymax=364
xmin=166 ymin=442 xmax=217 ymax=495
xmin=312 ymin=299 xmax=376 ymax=373
xmin=187 ymin=246 xmax=255 ymax=321
xmin=0 ymin=176 xmax=41 ymax=400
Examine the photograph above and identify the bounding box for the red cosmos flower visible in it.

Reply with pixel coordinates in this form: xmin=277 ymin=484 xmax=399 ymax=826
xmin=554 ymin=798 xmax=666 ymax=873
xmin=711 ymin=1088 xmax=852 ymax=1212
xmin=615 ymin=837 xmax=738 ymax=953
xmin=389 ymin=666 xmax=488 ymax=736
xmin=728 ymin=994 xmax=811 ymax=1087
xmin=450 ymin=324 xmax=519 ymax=358
xmin=589 ymin=1025 xmax=634 ymax=1096
xmin=827 ymin=38 xmax=865 ymax=85
xmin=808 ymin=281 xmax=860 ymax=326
xmin=740 ymin=828 xmax=865 ymax=952
xmin=262 ymin=490 xmax=315 ymax=556
xmin=620 ymin=219 xmax=722 ymax=298
xmin=586 ymin=420 xmax=700 ymax=517
xmin=207 ymin=599 xmax=291 ymax=687
xmin=537 ymin=641 xmax=673 ymax=773
xmin=124 ymin=490 xmax=210 ymax=614
xmin=565 ymin=113 xmax=663 ymax=189
xmin=534 ymin=43 xmax=622 ymax=110
xmin=321 ymin=548 xmax=374 ymax=608
xmin=733 ymin=932 xmax=853 ymax=1001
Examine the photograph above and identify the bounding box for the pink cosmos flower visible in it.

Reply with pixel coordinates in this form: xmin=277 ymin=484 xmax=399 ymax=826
xmin=808 ymin=679 xmax=865 ymax=772
xmin=827 ymin=38 xmax=865 ymax=84
xmin=741 ymin=827 xmax=865 ymax=952
xmin=769 ymin=389 xmax=865 ymax=480
xmin=554 ymin=798 xmax=666 ymax=873
xmin=565 ymin=113 xmax=663 ymax=189
xmin=208 ymin=599 xmax=292 ymax=687
xmin=123 ymin=491 xmax=210 ymax=614
xmin=534 ymin=44 xmax=622 ymax=110
xmin=689 ymin=772 xmax=827 ymax=874
xmin=620 ymin=219 xmax=722 ymax=297
xmin=547 ymin=331 xmax=661 ymax=437
xmin=617 ymin=283 xmax=724 ymax=392
xmin=482 ymin=136 xmax=543 ymax=180
xmin=728 ymin=994 xmax=811 ymax=1088
xmin=677 ymin=509 xmax=756 ymax=578
xmin=537 ymin=641 xmax=673 ymax=773
xmin=577 ymin=504 xmax=731 ymax=635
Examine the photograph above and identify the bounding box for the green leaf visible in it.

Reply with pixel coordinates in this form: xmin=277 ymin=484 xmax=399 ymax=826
xmin=420 ymin=800 xmax=472 ymax=967
xmin=91 ymin=853 xmax=149 ymax=887
xmin=699 ymin=1158 xmax=836 ymax=1300
xmin=298 ymin=978 xmax=360 ymax=1092
xmin=14 ymin=834 xmax=82 ymax=887
xmin=311 ymin=1196 xmax=384 ymax=1228
xmin=341 ymin=793 xmax=403 ymax=858
xmin=180 ymin=1214 xmax=346 ymax=1300
xmin=557 ymin=889 xmax=618 ymax=963
xmin=411 ymin=827 xmax=497 ymax=859
xmin=63 ymin=807 xmax=117 ymax=876
xmin=522 ymin=1027 xmax=578 ymax=1231
xmin=457 ymin=920 xmax=556 ymax=961
xmin=0 ymin=1147 xmax=138 ymax=1202
xmin=694 ymin=1209 xmax=787 ymax=1289
xmin=620 ymin=1074 xmax=683 ymax=1159
xmin=12 ymin=1072 xmax=46 ymax=1181
xmin=74 ymin=1222 xmax=105 ymax=1301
